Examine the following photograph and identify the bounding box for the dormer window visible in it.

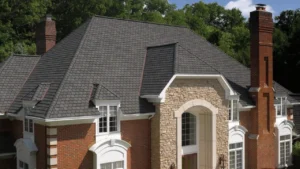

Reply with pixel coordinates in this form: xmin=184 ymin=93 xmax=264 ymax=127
xmin=228 ymin=100 xmax=239 ymax=121
xmin=98 ymin=105 xmax=119 ymax=134
xmin=276 ymin=97 xmax=287 ymax=116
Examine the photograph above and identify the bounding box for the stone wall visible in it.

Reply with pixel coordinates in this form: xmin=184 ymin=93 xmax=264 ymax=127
xmin=151 ymin=79 xmax=228 ymax=169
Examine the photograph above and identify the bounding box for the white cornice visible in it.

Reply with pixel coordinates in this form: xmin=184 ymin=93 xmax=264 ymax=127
xmin=142 ymin=74 xmax=236 ymax=103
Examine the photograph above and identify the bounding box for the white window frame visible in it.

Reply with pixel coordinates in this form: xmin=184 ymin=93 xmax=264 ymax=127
xmin=229 ymin=142 xmax=243 ymax=169
xmin=100 ymin=161 xmax=124 ymax=169
xmin=24 ymin=118 xmax=34 ymax=133
xmin=96 ymin=101 xmax=121 ymax=136
xmin=18 ymin=160 xmax=29 ymax=169
xmin=279 ymin=135 xmax=292 ymax=167
xmin=228 ymin=100 xmax=239 ymax=121
xmin=228 ymin=126 xmax=247 ymax=169
xmin=275 ymin=97 xmax=287 ymax=117
xmin=181 ymin=112 xmax=199 ymax=157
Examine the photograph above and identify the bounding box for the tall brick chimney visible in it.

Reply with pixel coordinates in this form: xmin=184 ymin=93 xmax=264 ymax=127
xmin=36 ymin=14 xmax=56 ymax=55
xmin=248 ymin=4 xmax=276 ymax=168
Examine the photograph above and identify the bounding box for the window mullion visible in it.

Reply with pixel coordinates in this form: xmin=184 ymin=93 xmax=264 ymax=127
xmin=107 ymin=105 xmax=110 ymax=133
xmin=231 ymin=100 xmax=233 ymax=121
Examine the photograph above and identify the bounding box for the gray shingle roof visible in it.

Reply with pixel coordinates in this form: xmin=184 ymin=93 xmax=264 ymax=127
xmin=7 ymin=16 xmax=299 ymax=118
xmin=0 ymin=55 xmax=40 ymax=114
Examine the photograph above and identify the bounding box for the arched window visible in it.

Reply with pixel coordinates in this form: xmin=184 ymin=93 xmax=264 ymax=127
xmin=276 ymin=120 xmax=293 ymax=168
xmin=229 ymin=126 xmax=247 ymax=169
xmin=89 ymin=139 xmax=131 ymax=169
xmin=182 ymin=112 xmax=196 ymax=146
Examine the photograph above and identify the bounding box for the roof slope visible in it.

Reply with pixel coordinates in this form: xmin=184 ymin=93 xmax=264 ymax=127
xmin=0 ymin=55 xmax=40 ymax=114
xmin=8 ymin=16 xmax=298 ymax=118
xmin=8 ymin=20 xmax=92 ymax=118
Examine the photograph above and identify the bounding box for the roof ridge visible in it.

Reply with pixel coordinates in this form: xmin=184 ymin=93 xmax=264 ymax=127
xmin=93 ymin=15 xmax=187 ymax=28
xmin=45 ymin=18 xmax=93 ymax=119
xmin=177 ymin=44 xmax=221 ymax=74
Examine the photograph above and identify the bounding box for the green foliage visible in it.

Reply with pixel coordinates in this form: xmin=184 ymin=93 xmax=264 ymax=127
xmin=293 ymin=142 xmax=300 ymax=156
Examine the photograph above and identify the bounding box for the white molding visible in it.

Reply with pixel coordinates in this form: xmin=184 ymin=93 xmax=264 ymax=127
xmin=47 ymin=138 xmax=57 ymax=146
xmin=229 ymin=124 xmax=247 ymax=169
xmin=46 ymin=128 xmax=57 ymax=135
xmin=47 ymin=148 xmax=57 ymax=155
xmin=121 ymin=112 xmax=155 ymax=121
xmin=175 ymin=99 xmax=218 ymax=169
xmin=248 ymin=87 xmax=260 ymax=92
xmin=47 ymin=157 xmax=57 ymax=165
xmin=142 ymin=74 xmax=236 ymax=103
xmin=248 ymin=134 xmax=259 ymax=140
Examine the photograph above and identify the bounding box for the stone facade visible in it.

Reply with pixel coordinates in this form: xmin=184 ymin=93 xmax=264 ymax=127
xmin=151 ymin=79 xmax=229 ymax=169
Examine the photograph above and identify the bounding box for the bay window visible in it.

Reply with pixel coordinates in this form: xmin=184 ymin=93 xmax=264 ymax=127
xmin=98 ymin=105 xmax=119 ymax=134
xmin=228 ymin=100 xmax=239 ymax=121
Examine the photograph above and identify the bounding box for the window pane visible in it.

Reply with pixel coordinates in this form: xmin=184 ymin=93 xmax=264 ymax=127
xmin=99 ymin=117 xmax=107 ymax=133
xmin=232 ymin=100 xmax=238 ymax=121
xmin=24 ymin=163 xmax=29 ymax=169
xmin=228 ymin=101 xmax=231 ymax=120
xmin=229 ymin=151 xmax=235 ymax=169
xmin=29 ymin=119 xmax=33 ymax=133
xmin=280 ymin=142 xmax=285 ymax=165
xmin=19 ymin=161 xmax=23 ymax=167
xmin=101 ymin=163 xmax=112 ymax=169
xmin=113 ymin=161 xmax=124 ymax=169
xmin=109 ymin=116 xmax=117 ymax=132
xmin=99 ymin=106 xmax=108 ymax=117
xmin=286 ymin=141 xmax=290 ymax=164
xmin=110 ymin=106 xmax=117 ymax=117
xmin=182 ymin=113 xmax=196 ymax=146
xmin=24 ymin=119 xmax=28 ymax=132
xmin=236 ymin=150 xmax=243 ymax=169
xmin=277 ymin=105 xmax=281 ymax=116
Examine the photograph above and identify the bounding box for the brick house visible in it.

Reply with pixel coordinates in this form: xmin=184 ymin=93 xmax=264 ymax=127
xmin=0 ymin=4 xmax=299 ymax=169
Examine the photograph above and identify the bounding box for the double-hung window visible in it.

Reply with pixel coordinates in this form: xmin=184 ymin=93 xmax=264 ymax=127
xmin=228 ymin=100 xmax=239 ymax=121
xmin=24 ymin=118 xmax=33 ymax=133
xmin=280 ymin=135 xmax=291 ymax=166
xmin=229 ymin=142 xmax=243 ymax=169
xmin=182 ymin=112 xmax=196 ymax=146
xmin=98 ymin=105 xmax=118 ymax=134
xmin=276 ymin=97 xmax=287 ymax=116
xmin=19 ymin=160 xmax=29 ymax=169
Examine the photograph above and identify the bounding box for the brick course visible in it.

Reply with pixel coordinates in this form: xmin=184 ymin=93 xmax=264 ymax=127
xmin=35 ymin=124 xmax=47 ymax=169
xmin=121 ymin=119 xmax=151 ymax=169
xmin=56 ymin=123 xmax=95 ymax=169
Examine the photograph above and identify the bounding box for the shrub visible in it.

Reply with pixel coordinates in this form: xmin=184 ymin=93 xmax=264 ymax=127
xmin=293 ymin=141 xmax=300 ymax=156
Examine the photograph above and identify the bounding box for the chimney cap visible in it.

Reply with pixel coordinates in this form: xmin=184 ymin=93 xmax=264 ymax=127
xmin=46 ymin=14 xmax=52 ymax=21
xmin=255 ymin=4 xmax=266 ymax=11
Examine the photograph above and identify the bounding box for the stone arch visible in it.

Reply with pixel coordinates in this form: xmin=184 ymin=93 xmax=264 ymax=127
xmin=175 ymin=99 xmax=218 ymax=169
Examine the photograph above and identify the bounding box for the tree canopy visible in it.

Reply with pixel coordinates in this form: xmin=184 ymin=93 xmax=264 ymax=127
xmin=0 ymin=0 xmax=299 ymax=92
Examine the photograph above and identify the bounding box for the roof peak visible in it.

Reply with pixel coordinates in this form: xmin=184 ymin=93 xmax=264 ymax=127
xmin=93 ymin=15 xmax=187 ymax=28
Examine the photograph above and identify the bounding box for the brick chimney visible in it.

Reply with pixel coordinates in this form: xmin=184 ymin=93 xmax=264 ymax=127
xmin=248 ymin=4 xmax=276 ymax=168
xmin=36 ymin=14 xmax=56 ymax=55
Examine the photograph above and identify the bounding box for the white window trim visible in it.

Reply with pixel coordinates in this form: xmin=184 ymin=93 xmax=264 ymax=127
xmin=181 ymin=112 xmax=199 ymax=156
xmin=228 ymin=125 xmax=247 ymax=169
xmin=229 ymin=143 xmax=243 ymax=169
xmin=276 ymin=120 xmax=293 ymax=168
xmin=276 ymin=97 xmax=287 ymax=117
xmin=279 ymin=135 xmax=292 ymax=167
xmin=228 ymin=100 xmax=239 ymax=122
xmin=89 ymin=139 xmax=131 ymax=169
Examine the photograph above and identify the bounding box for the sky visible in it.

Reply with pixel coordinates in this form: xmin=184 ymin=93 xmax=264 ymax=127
xmin=168 ymin=0 xmax=300 ymax=18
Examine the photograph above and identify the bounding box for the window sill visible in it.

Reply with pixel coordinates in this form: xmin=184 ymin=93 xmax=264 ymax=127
xmin=182 ymin=145 xmax=198 ymax=155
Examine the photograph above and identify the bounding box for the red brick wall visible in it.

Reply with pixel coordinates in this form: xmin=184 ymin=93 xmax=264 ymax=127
xmin=35 ymin=124 xmax=47 ymax=169
xmin=56 ymin=123 xmax=95 ymax=169
xmin=121 ymin=119 xmax=151 ymax=169
xmin=11 ymin=120 xmax=22 ymax=141
xmin=0 ymin=158 xmax=16 ymax=169
xmin=0 ymin=119 xmax=11 ymax=132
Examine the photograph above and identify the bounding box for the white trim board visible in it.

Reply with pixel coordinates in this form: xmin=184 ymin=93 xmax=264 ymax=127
xmin=141 ymin=74 xmax=237 ymax=103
